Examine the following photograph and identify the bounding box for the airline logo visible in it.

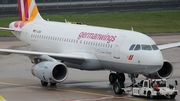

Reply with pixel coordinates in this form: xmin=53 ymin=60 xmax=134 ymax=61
xmin=15 ymin=0 xmax=42 ymax=28
xmin=18 ymin=0 xmax=39 ymax=21
xmin=78 ymin=32 xmax=117 ymax=43
xmin=127 ymin=55 xmax=134 ymax=60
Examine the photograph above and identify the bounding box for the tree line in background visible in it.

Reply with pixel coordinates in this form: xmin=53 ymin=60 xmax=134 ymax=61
xmin=0 ymin=0 xmax=102 ymax=4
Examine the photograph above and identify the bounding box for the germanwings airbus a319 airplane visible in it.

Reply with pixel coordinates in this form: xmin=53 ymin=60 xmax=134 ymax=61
xmin=0 ymin=0 xmax=180 ymax=94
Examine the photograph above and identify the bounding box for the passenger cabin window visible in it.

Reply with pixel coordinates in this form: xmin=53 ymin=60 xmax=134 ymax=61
xmin=129 ymin=44 xmax=135 ymax=50
xmin=134 ymin=44 xmax=141 ymax=51
xmin=152 ymin=44 xmax=159 ymax=50
xmin=141 ymin=45 xmax=152 ymax=50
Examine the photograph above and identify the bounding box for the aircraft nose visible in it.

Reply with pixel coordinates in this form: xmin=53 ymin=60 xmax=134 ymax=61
xmin=151 ymin=51 xmax=163 ymax=65
xmin=146 ymin=51 xmax=164 ymax=73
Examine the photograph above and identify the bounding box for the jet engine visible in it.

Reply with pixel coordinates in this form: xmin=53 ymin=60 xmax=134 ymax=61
xmin=31 ymin=61 xmax=68 ymax=83
xmin=144 ymin=60 xmax=173 ymax=79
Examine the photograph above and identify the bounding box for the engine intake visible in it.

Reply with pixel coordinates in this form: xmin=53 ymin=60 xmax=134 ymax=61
xmin=144 ymin=60 xmax=173 ymax=79
xmin=31 ymin=61 xmax=68 ymax=83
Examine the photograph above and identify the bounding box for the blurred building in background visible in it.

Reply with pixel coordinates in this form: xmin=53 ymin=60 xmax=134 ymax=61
xmin=0 ymin=0 xmax=179 ymax=11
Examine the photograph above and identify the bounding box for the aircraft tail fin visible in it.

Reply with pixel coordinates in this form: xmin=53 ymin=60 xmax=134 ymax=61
xmin=18 ymin=0 xmax=44 ymax=21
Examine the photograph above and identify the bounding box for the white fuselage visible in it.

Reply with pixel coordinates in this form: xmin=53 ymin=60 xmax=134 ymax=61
xmin=9 ymin=20 xmax=164 ymax=75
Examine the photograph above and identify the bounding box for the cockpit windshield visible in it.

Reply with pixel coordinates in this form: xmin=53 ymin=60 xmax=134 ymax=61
xmin=134 ymin=44 xmax=141 ymax=51
xmin=129 ymin=44 xmax=159 ymax=51
xmin=142 ymin=45 xmax=152 ymax=50
xmin=152 ymin=44 xmax=159 ymax=50
xmin=129 ymin=44 xmax=135 ymax=50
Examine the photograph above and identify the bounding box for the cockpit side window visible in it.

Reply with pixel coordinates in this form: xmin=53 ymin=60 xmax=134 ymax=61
xmin=134 ymin=44 xmax=141 ymax=50
xmin=152 ymin=44 xmax=159 ymax=50
xmin=142 ymin=45 xmax=152 ymax=50
xmin=129 ymin=44 xmax=135 ymax=50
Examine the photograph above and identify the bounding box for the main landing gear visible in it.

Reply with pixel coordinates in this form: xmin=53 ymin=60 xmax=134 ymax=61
xmin=109 ymin=72 xmax=125 ymax=84
xmin=111 ymin=73 xmax=138 ymax=94
xmin=109 ymin=72 xmax=125 ymax=94
xmin=41 ymin=80 xmax=57 ymax=86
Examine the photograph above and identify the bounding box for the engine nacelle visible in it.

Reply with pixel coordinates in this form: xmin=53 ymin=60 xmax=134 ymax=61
xmin=31 ymin=61 xmax=68 ymax=83
xmin=144 ymin=60 xmax=173 ymax=79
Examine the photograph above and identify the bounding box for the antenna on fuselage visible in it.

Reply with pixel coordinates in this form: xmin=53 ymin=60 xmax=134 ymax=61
xmin=65 ymin=19 xmax=67 ymax=23
xmin=131 ymin=27 xmax=134 ymax=31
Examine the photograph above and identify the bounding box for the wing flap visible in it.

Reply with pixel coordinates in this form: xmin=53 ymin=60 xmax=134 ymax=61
xmin=0 ymin=49 xmax=85 ymax=64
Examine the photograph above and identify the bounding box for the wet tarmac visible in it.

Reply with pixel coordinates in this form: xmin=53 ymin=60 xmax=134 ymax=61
xmin=0 ymin=34 xmax=179 ymax=101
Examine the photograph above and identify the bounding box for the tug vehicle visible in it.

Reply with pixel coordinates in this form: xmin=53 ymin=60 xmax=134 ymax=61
xmin=113 ymin=79 xmax=178 ymax=99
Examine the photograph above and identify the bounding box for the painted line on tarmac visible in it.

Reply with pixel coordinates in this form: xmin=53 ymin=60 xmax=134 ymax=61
xmin=0 ymin=82 xmax=26 ymax=86
xmin=0 ymin=81 xmax=112 ymax=97
xmin=0 ymin=95 xmax=6 ymax=101
xmin=63 ymin=96 xmax=114 ymax=101
xmin=0 ymin=82 xmax=149 ymax=101
xmin=63 ymin=95 xmax=147 ymax=101
xmin=63 ymin=96 xmax=126 ymax=101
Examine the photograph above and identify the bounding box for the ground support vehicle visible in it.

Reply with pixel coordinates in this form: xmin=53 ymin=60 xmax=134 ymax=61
xmin=113 ymin=79 xmax=178 ymax=99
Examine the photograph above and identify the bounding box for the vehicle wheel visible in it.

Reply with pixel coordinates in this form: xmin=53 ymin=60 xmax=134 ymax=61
xmin=117 ymin=73 xmax=125 ymax=83
xmin=50 ymin=83 xmax=57 ymax=86
xmin=147 ymin=91 xmax=153 ymax=99
xmin=170 ymin=95 xmax=176 ymax=99
xmin=113 ymin=81 xmax=124 ymax=94
xmin=109 ymin=73 xmax=117 ymax=84
xmin=41 ymin=81 xmax=48 ymax=86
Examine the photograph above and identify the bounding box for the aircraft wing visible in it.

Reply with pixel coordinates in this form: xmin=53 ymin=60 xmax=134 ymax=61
xmin=0 ymin=49 xmax=85 ymax=64
xmin=0 ymin=27 xmax=21 ymax=32
xmin=158 ymin=42 xmax=180 ymax=50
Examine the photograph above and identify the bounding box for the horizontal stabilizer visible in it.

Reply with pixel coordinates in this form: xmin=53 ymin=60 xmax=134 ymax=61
xmin=0 ymin=27 xmax=21 ymax=32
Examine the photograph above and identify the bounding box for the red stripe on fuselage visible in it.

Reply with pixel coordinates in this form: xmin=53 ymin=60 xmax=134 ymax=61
xmin=24 ymin=0 xmax=29 ymax=21
xmin=18 ymin=0 xmax=22 ymax=21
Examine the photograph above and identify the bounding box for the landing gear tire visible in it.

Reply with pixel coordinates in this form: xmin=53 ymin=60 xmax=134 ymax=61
xmin=113 ymin=81 xmax=124 ymax=94
xmin=50 ymin=83 xmax=57 ymax=86
xmin=170 ymin=95 xmax=176 ymax=99
xmin=109 ymin=72 xmax=125 ymax=84
xmin=109 ymin=73 xmax=117 ymax=84
xmin=41 ymin=81 xmax=48 ymax=86
xmin=117 ymin=73 xmax=125 ymax=83
xmin=147 ymin=91 xmax=153 ymax=99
